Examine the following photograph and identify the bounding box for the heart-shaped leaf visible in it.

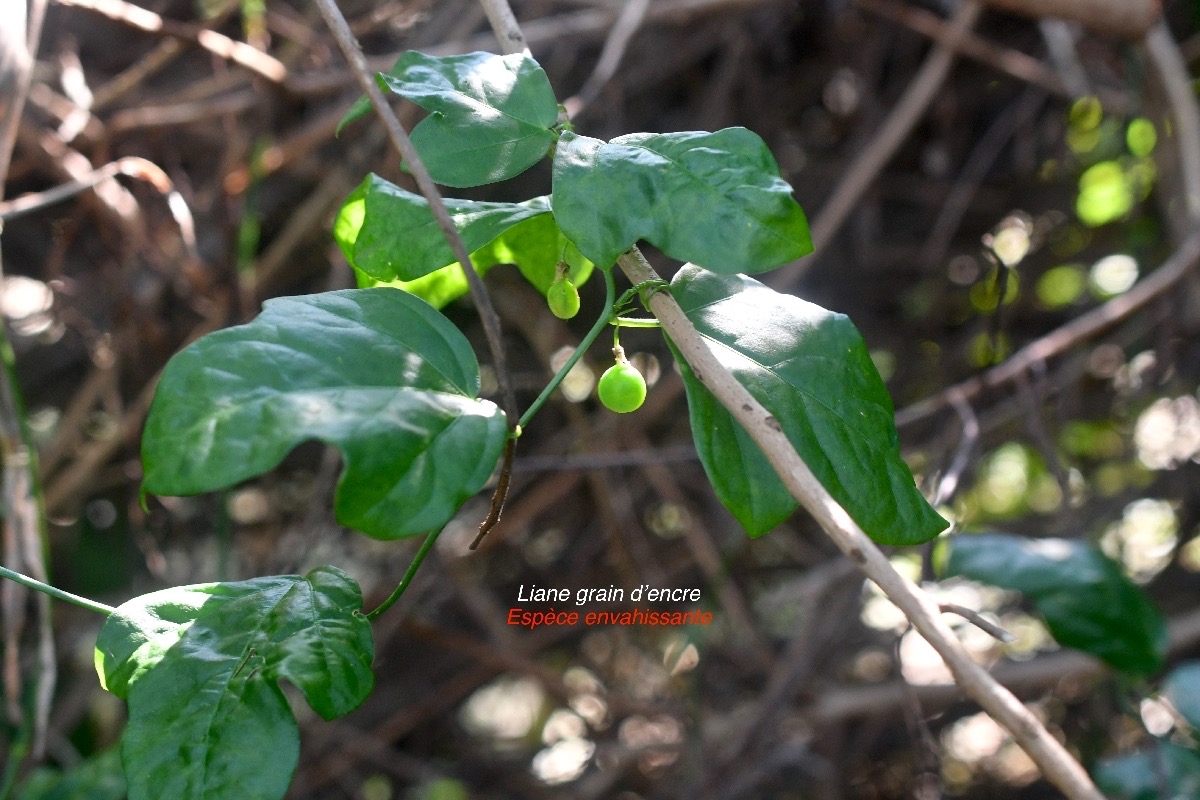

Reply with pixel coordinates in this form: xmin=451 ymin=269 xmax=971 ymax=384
xmin=671 ymin=265 xmax=946 ymax=544
xmin=141 ymin=288 xmax=508 ymax=539
xmin=340 ymin=51 xmax=559 ymax=187
xmin=938 ymin=533 xmax=1167 ymax=675
xmin=334 ymin=174 xmax=551 ymax=282
xmin=94 ymin=566 xmax=374 ymax=800
xmin=552 ymin=129 xmax=812 ymax=272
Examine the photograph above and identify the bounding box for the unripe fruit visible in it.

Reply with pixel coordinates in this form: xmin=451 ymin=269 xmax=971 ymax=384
xmin=547 ymin=278 xmax=580 ymax=319
xmin=598 ymin=361 xmax=646 ymax=413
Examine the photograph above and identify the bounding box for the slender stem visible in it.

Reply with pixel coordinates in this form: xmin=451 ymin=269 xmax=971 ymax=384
xmin=0 ymin=566 xmax=114 ymax=616
xmin=365 ymin=528 xmax=442 ymax=620
xmin=938 ymin=603 xmax=1016 ymax=643
xmin=517 ymin=267 xmax=616 ymax=431
xmin=478 ymin=0 xmax=530 ymax=55
xmin=611 ymin=317 xmax=661 ymax=329
xmin=313 ymin=0 xmax=519 ymax=426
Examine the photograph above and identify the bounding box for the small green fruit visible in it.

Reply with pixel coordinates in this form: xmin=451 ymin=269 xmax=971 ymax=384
xmin=598 ymin=361 xmax=646 ymax=413
xmin=547 ymin=278 xmax=580 ymax=319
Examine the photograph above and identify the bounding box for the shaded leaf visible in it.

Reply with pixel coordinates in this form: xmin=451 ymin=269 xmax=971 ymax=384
xmin=552 ymin=129 xmax=811 ymax=271
xmin=671 ymin=266 xmax=945 ymax=543
xmin=16 ymin=749 xmax=126 ymax=800
xmin=938 ymin=533 xmax=1167 ymax=675
xmin=1093 ymin=741 xmax=1200 ymax=800
xmin=142 ymin=288 xmax=508 ymax=539
xmin=94 ymin=566 xmax=374 ymax=800
xmin=341 ymin=51 xmax=558 ymax=187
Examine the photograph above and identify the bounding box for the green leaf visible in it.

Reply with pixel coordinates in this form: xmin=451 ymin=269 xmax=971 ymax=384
xmin=666 ymin=341 xmax=795 ymax=537
xmin=470 ymin=211 xmax=593 ymax=294
xmin=671 ymin=265 xmax=946 ymax=543
xmin=334 ymin=174 xmax=552 ymax=282
xmin=141 ymin=288 xmax=508 ymax=539
xmin=552 ymin=129 xmax=812 ymax=272
xmin=337 ymin=176 xmax=592 ymax=308
xmin=94 ymin=566 xmax=374 ymax=800
xmin=1094 ymin=741 xmax=1200 ymax=800
xmin=1165 ymin=661 xmax=1200 ymax=730
xmin=938 ymin=533 xmax=1168 ymax=675
xmin=354 ymin=265 xmax=472 ymax=311
xmin=341 ymin=51 xmax=559 ymax=187
xmin=16 ymin=749 xmax=126 ymax=800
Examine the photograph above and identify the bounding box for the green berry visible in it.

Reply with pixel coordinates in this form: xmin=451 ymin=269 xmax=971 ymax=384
xmin=598 ymin=361 xmax=646 ymax=413
xmin=547 ymin=278 xmax=580 ymax=319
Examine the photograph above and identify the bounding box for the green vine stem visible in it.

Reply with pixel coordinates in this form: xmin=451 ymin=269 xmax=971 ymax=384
xmin=365 ymin=527 xmax=442 ymax=620
xmin=516 ymin=266 xmax=616 ymax=431
xmin=0 ymin=566 xmax=114 ymax=616
xmin=610 ymin=317 xmax=661 ymax=329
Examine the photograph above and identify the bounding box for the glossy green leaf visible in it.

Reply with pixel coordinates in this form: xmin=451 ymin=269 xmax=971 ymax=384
xmin=17 ymin=749 xmax=126 ymax=800
xmin=552 ymin=129 xmax=812 ymax=272
xmin=141 ymin=288 xmax=508 ymax=539
xmin=938 ymin=533 xmax=1167 ymax=675
xmin=341 ymin=51 xmax=558 ymax=187
xmin=334 ymin=174 xmax=551 ymax=282
xmin=94 ymin=566 xmax=374 ymax=800
xmin=1094 ymin=741 xmax=1200 ymax=799
xmin=671 ymin=266 xmax=945 ymax=543
xmin=1165 ymin=661 xmax=1200 ymax=730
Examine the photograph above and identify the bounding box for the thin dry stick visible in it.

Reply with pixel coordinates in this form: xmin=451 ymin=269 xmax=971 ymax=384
xmin=478 ymin=0 xmax=529 ymax=55
xmin=939 ymin=603 xmax=1015 ymax=643
xmin=773 ymin=1 xmax=983 ymax=290
xmin=291 ymin=0 xmax=774 ymax=95
xmin=931 ymin=387 xmax=979 ymax=506
xmin=896 ymin=228 xmax=1200 ymax=428
xmin=1145 ymin=19 xmax=1200 ymax=225
xmin=55 ymin=0 xmax=287 ymax=83
xmin=979 ymin=0 xmax=1160 ymax=40
xmin=313 ymin=0 xmax=517 ymax=426
xmin=0 ymin=0 xmax=55 ymax=761
xmin=478 ymin=0 xmax=1102 ymax=795
xmin=562 ymin=0 xmax=651 ymax=118
xmin=810 ymin=604 xmax=1200 ymax=723
xmin=852 ymin=0 xmax=1068 ymax=99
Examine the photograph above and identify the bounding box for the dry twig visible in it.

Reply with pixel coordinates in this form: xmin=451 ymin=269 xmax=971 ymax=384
xmin=773 ymin=1 xmax=983 ymax=289
xmin=54 ymin=0 xmax=287 ymax=83
xmin=979 ymin=0 xmax=1160 ymax=40
xmin=896 ymin=229 xmax=1200 ymax=428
